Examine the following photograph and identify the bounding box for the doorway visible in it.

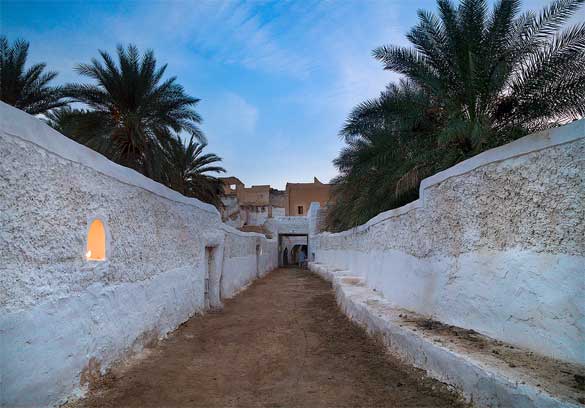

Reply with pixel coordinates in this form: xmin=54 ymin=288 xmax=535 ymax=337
xmin=256 ymin=243 xmax=261 ymax=277
xmin=278 ymin=234 xmax=308 ymax=267
xmin=204 ymin=246 xmax=215 ymax=310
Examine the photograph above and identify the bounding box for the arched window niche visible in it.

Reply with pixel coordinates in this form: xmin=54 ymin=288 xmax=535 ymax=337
xmin=85 ymin=218 xmax=107 ymax=261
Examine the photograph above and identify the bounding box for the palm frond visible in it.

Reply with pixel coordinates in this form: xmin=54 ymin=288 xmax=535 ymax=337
xmin=327 ymin=0 xmax=584 ymax=231
xmin=0 ymin=36 xmax=66 ymax=114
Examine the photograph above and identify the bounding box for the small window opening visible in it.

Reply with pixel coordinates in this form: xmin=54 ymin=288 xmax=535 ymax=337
xmin=297 ymin=205 xmax=304 ymax=215
xmin=86 ymin=219 xmax=106 ymax=261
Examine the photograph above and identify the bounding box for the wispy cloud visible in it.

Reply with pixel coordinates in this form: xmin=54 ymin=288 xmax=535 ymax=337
xmin=16 ymin=0 xmax=564 ymax=187
xmin=103 ymin=0 xmax=315 ymax=79
xmin=202 ymin=91 xmax=259 ymax=141
xmin=198 ymin=91 xmax=259 ymax=178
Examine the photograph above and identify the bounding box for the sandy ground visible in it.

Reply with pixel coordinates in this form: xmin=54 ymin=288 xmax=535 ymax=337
xmin=67 ymin=268 xmax=467 ymax=408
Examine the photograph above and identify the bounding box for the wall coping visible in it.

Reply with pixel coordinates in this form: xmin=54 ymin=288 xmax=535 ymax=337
xmin=272 ymin=215 xmax=309 ymax=222
xmin=322 ymin=119 xmax=585 ymax=238
xmin=220 ymin=224 xmax=275 ymax=240
xmin=0 ymin=102 xmax=220 ymax=216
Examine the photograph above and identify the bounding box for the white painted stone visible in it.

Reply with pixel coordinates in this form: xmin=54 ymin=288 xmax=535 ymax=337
xmin=313 ymin=121 xmax=585 ymax=366
xmin=307 ymin=202 xmax=321 ymax=260
xmin=272 ymin=207 xmax=285 ymax=217
xmin=0 ymin=101 xmax=219 ymax=216
xmin=310 ymin=262 xmax=583 ymax=408
xmin=0 ymin=103 xmax=278 ymax=407
xmin=264 ymin=215 xmax=309 ymax=236
xmin=316 ymin=249 xmax=585 ymax=364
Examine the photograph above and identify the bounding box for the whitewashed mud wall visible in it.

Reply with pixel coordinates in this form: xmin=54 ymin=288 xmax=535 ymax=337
xmin=313 ymin=120 xmax=585 ymax=365
xmin=220 ymin=228 xmax=278 ymax=298
xmin=0 ymin=102 xmax=278 ymax=407
xmin=264 ymin=215 xmax=309 ymax=236
xmin=307 ymin=202 xmax=322 ymax=261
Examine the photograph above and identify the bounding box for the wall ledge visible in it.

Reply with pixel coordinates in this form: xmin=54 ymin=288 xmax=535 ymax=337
xmin=323 ymin=119 xmax=584 ymax=238
xmin=220 ymin=224 xmax=275 ymax=240
xmin=309 ymin=261 xmax=584 ymax=408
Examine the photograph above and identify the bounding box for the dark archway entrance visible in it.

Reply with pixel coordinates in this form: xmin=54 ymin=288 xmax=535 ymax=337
xmin=278 ymin=234 xmax=308 ymax=267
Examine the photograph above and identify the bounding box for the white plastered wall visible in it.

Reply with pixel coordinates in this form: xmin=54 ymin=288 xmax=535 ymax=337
xmin=314 ymin=120 xmax=585 ymax=365
xmin=0 ymin=102 xmax=278 ymax=407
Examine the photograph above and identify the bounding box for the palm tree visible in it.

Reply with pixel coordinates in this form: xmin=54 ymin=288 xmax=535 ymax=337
xmin=0 ymin=36 xmax=66 ymax=114
xmin=327 ymin=0 xmax=585 ymax=231
xmin=63 ymin=44 xmax=204 ymax=179
xmin=45 ymin=106 xmax=110 ymax=148
xmin=45 ymin=106 xmax=85 ymax=135
xmin=161 ymin=136 xmax=226 ymax=208
xmin=327 ymin=80 xmax=441 ymax=230
xmin=373 ymin=0 xmax=585 ymax=151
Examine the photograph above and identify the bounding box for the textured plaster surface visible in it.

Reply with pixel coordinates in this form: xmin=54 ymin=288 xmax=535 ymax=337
xmin=1 ymin=134 xmax=219 ymax=313
xmin=313 ymin=125 xmax=585 ymax=365
xmin=307 ymin=202 xmax=322 ymax=261
xmin=320 ymin=138 xmax=584 ymax=256
xmin=0 ymin=102 xmax=218 ymax=215
xmin=264 ymin=215 xmax=309 ymax=236
xmin=220 ymin=233 xmax=278 ymax=298
xmin=0 ymin=106 xmax=278 ymax=407
xmin=309 ymin=262 xmax=584 ymax=408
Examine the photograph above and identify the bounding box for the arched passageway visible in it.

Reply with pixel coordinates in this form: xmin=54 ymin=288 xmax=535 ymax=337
xmin=278 ymin=234 xmax=308 ymax=267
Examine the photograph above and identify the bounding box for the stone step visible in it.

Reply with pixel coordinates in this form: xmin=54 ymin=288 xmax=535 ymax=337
xmin=308 ymin=262 xmax=585 ymax=408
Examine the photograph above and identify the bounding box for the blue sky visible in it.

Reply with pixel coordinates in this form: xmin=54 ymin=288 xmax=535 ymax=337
xmin=2 ymin=0 xmax=580 ymax=189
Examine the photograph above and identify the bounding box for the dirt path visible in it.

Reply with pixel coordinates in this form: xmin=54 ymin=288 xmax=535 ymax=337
xmin=70 ymin=268 xmax=467 ymax=407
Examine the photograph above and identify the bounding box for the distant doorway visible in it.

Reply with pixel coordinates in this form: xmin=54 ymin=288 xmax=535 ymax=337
xmin=278 ymin=234 xmax=308 ymax=267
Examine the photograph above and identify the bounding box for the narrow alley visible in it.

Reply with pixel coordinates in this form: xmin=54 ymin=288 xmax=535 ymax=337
xmin=68 ymin=268 xmax=465 ymax=408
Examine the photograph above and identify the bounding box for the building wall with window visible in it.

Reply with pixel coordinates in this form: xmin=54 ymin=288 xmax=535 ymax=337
xmin=285 ymin=177 xmax=332 ymax=216
xmin=220 ymin=178 xmax=332 ymax=226
xmin=220 ymin=180 xmax=289 ymax=228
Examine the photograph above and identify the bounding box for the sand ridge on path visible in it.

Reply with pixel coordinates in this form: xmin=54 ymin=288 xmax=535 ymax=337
xmin=67 ymin=268 xmax=467 ymax=408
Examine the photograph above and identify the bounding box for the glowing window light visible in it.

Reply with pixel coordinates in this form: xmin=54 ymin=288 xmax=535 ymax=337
xmin=86 ymin=219 xmax=106 ymax=261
